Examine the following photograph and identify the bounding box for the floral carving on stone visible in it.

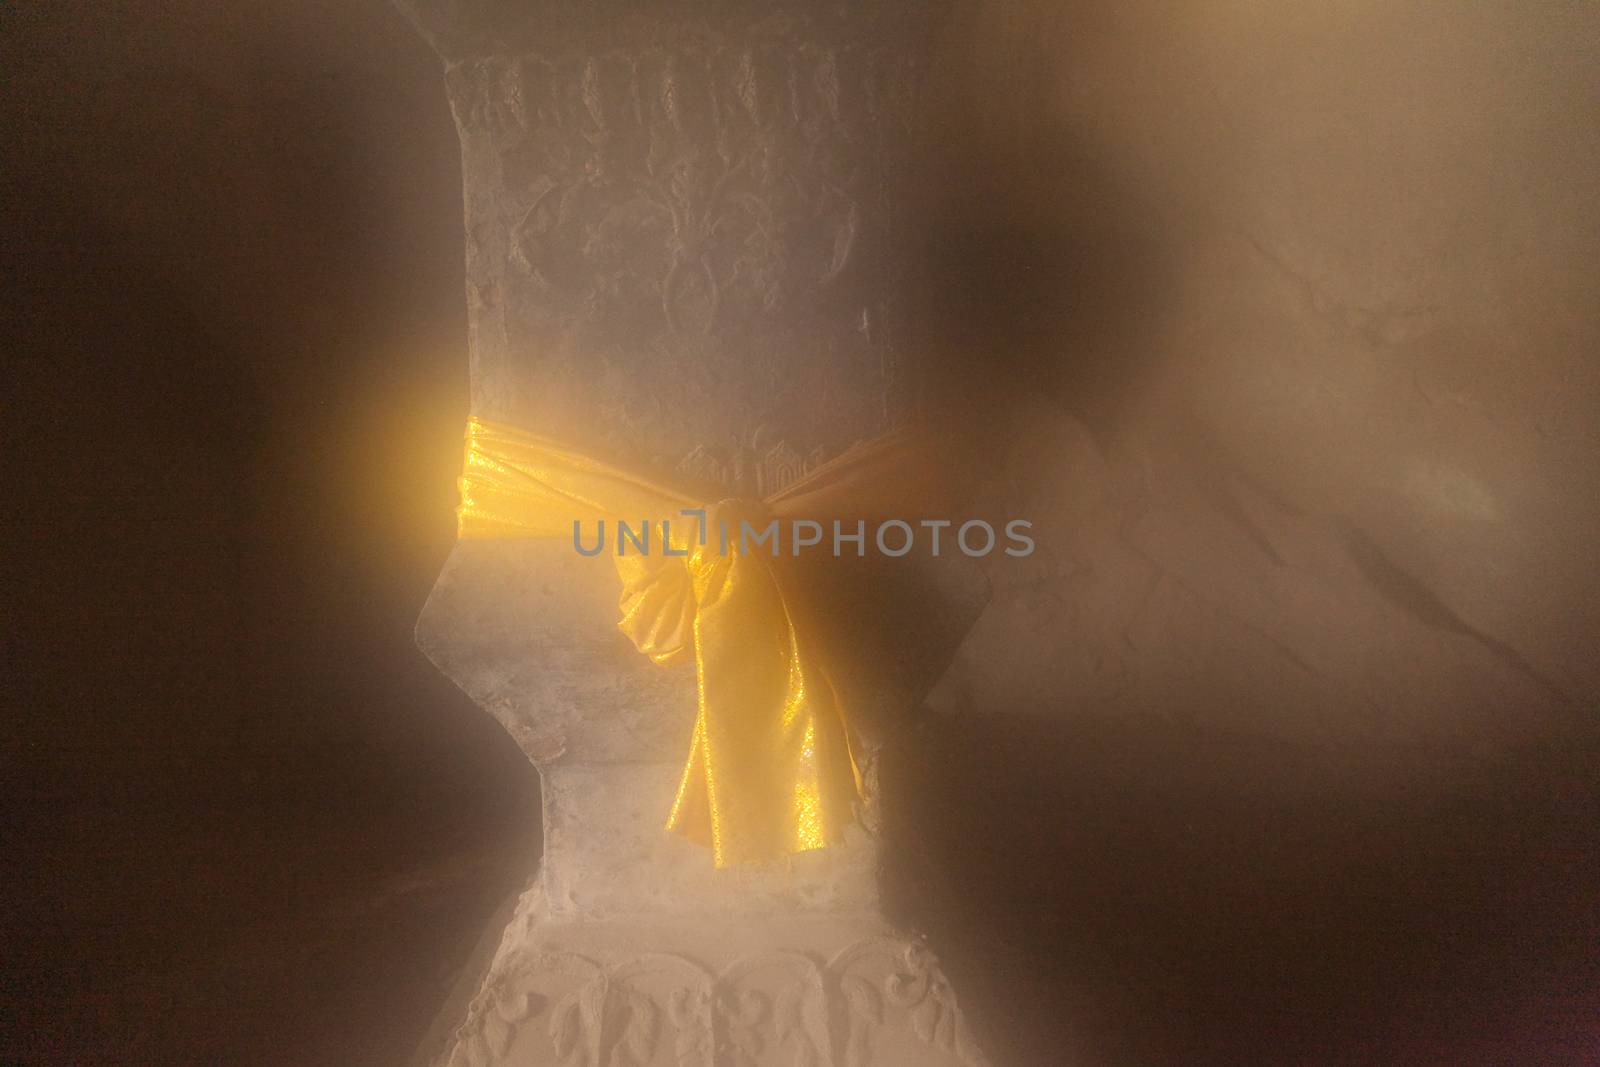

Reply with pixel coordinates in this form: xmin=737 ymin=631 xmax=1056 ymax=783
xmin=444 ymin=936 xmax=988 ymax=1067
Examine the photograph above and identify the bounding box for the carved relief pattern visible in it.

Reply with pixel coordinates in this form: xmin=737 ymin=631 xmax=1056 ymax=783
xmin=675 ymin=426 xmax=833 ymax=498
xmin=445 ymin=936 xmax=987 ymax=1067
xmin=445 ymin=18 xmax=924 ymax=484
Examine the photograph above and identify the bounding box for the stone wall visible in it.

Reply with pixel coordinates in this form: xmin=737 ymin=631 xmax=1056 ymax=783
xmin=880 ymin=4 xmax=1599 ymax=1061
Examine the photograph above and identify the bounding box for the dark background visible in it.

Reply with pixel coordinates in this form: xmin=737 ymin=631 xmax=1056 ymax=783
xmin=4 ymin=3 xmax=1598 ymax=1066
xmin=5 ymin=3 xmax=535 ymax=1062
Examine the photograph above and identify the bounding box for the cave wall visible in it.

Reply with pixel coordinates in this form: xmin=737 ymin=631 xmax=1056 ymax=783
xmin=886 ymin=4 xmax=1599 ymax=1063
xmin=924 ymin=0 xmax=1596 ymax=725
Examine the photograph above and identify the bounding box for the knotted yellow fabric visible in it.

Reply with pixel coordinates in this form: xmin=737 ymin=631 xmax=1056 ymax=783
xmin=456 ymin=416 xmax=946 ymax=867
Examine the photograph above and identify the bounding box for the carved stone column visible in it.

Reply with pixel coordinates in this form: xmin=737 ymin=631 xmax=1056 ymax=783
xmin=399 ymin=2 xmax=991 ymax=1064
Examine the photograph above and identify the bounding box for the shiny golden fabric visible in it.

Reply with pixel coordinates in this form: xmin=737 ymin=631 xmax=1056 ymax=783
xmin=455 ymin=416 xmax=947 ymax=867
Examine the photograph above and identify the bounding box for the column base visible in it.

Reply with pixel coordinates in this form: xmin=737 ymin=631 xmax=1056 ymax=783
xmin=422 ymin=877 xmax=990 ymax=1067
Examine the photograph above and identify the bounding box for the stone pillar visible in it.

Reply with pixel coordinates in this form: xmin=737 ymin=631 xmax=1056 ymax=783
xmin=398 ymin=3 xmax=991 ymax=1063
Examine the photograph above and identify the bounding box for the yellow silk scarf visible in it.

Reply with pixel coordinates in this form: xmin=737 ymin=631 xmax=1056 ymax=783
xmin=456 ymin=417 xmax=949 ymax=867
